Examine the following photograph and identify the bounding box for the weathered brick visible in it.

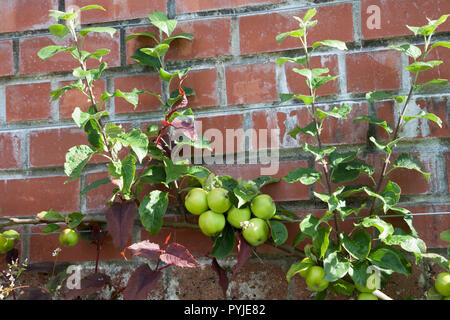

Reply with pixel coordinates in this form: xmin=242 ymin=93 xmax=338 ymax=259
xmin=176 ymin=0 xmax=284 ymax=14
xmin=226 ymin=62 xmax=277 ymax=105
xmin=0 ymin=132 xmax=22 ymax=169
xmin=0 ymin=176 xmax=79 ymax=216
xmin=239 ymin=3 xmax=353 ymax=55
xmin=346 ymin=50 xmax=402 ymax=94
xmin=0 ymin=40 xmax=14 ymax=77
xmin=6 ymin=82 xmax=52 ymax=122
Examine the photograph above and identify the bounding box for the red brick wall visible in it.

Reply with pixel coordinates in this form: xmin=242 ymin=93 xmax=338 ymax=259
xmin=0 ymin=0 xmax=449 ymax=300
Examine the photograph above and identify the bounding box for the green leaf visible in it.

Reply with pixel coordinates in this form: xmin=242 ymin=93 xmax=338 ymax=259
xmin=323 ymin=251 xmax=351 ymax=282
xmin=148 ymin=11 xmax=177 ymax=37
xmin=390 ymin=44 xmax=422 ymax=60
xmin=80 ymin=5 xmax=106 ymax=12
xmin=174 ymin=135 xmax=212 ymax=151
xmin=49 ymin=24 xmax=70 ymax=38
xmin=315 ymin=104 xmax=352 ymax=120
xmin=441 ymin=230 xmax=450 ymax=243
xmin=140 ymin=165 xmax=166 ymax=185
xmin=43 ymin=224 xmax=61 ymax=235
xmin=210 ymin=223 xmax=236 ymax=258
xmin=312 ymin=40 xmax=347 ymax=51
xmin=85 ymin=48 xmax=111 ymax=61
xmin=276 ymin=56 xmax=307 ymax=66
xmin=302 ymin=8 xmax=317 ymax=22
xmin=276 ymin=29 xmax=304 ymax=44
xmin=393 ymin=153 xmax=430 ymax=183
xmin=51 ymin=81 xmax=84 ymax=102
xmin=37 ymin=45 xmax=68 ymax=61
xmin=384 ymin=229 xmax=426 ymax=255
xmin=311 ymin=75 xmax=339 ymax=89
xmin=163 ymin=157 xmax=188 ymax=185
xmin=302 ymin=142 xmax=335 ymax=161
xmin=283 ymin=167 xmax=322 ymax=185
xmin=252 ymin=176 xmax=280 ymax=189
xmin=130 ymin=48 xmax=161 ymax=69
xmin=268 ymin=220 xmax=288 ymax=247
xmin=64 ymin=145 xmax=96 ymax=183
xmin=37 ymin=209 xmax=64 ymax=221
xmin=331 ymin=160 xmax=374 ymax=183
xmin=140 ymin=44 xmax=170 ymax=58
xmin=66 ymin=212 xmax=86 ymax=229
xmin=368 ymin=246 xmax=412 ymax=276
xmin=116 ymin=129 xmax=149 ymax=164
xmin=415 ymin=78 xmax=448 ymax=90
xmin=299 ymin=214 xmax=320 ymax=237
xmin=286 ymin=259 xmax=315 ymax=282
xmin=431 ymin=41 xmax=450 ymax=49
xmin=163 ymin=33 xmax=194 ymax=45
xmin=348 ymin=261 xmax=371 ymax=287
xmin=233 ymin=179 xmax=260 ymax=208
xmin=293 ymin=94 xmax=314 ymax=105
xmin=125 ymin=32 xmax=157 ymax=42
xmin=329 ymin=279 xmax=355 ymax=296
xmin=421 ymin=253 xmax=449 ymax=272
xmin=403 ymin=110 xmax=442 ymax=128
xmin=354 ymin=115 xmax=393 ymax=134
xmin=381 ymin=181 xmax=401 ymax=209
xmin=313 ymin=225 xmax=332 ymax=259
xmin=369 ymin=136 xmax=402 ymax=154
xmin=329 ymin=150 xmax=360 ymax=167
xmin=78 ymin=27 xmax=117 ymax=38
xmin=359 ymin=216 xmax=394 ymax=240
xmin=341 ymin=229 xmax=371 ymax=260
xmin=139 ymin=190 xmax=169 ymax=235
xmin=405 ymin=60 xmax=443 ymax=73
xmin=80 ymin=177 xmax=111 ymax=195
xmin=121 ymin=155 xmax=136 ymax=196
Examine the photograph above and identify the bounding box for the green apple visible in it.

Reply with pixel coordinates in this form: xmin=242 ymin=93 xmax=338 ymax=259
xmin=444 ymin=296 xmax=450 ymax=300
xmin=434 ymin=272 xmax=450 ymax=297
xmin=198 ymin=210 xmax=226 ymax=237
xmin=184 ymin=188 xmax=209 ymax=215
xmin=426 ymin=286 xmax=443 ymax=300
xmin=357 ymin=292 xmax=378 ymax=300
xmin=227 ymin=205 xmax=251 ymax=229
xmin=250 ymin=194 xmax=276 ymax=220
xmin=297 ymin=257 xmax=314 ymax=278
xmin=242 ymin=218 xmax=269 ymax=246
xmin=207 ymin=188 xmax=232 ymax=214
xmin=305 ymin=266 xmax=329 ymax=292
xmin=59 ymin=228 xmax=79 ymax=247
xmin=355 ymin=273 xmax=379 ymax=293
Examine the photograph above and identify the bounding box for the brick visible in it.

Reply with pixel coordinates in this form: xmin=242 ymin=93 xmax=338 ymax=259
xmin=251 ymin=108 xmax=287 ymax=149
xmin=5 ymin=82 xmax=52 ymax=122
xmin=66 ymin=0 xmax=166 ymax=24
xmin=19 ymin=33 xmax=119 ymax=75
xmin=239 ymin=3 xmax=353 ymax=55
xmin=85 ymin=171 xmax=116 ymax=212
xmin=361 ymin=0 xmax=450 ymax=40
xmin=0 ymin=40 xmax=14 ymax=77
xmin=0 ymin=176 xmax=79 ymax=216
xmin=375 ymin=100 xmax=397 ymax=141
xmin=207 ymin=160 xmax=311 ymax=202
xmin=59 ymin=79 xmax=106 ymax=119
xmin=29 ymin=225 xmax=124 ymax=263
xmin=413 ymin=46 xmax=450 ymax=85
xmin=165 ymin=17 xmax=232 ymax=61
xmin=447 ymin=153 xmax=450 ymax=193
xmin=346 ymin=50 xmax=402 ymax=94
xmin=29 ymin=127 xmax=105 ymax=167
xmin=0 ymin=132 xmax=22 ymax=169
xmin=0 ymin=0 xmax=58 ymax=33
xmin=113 ymin=74 xmax=161 ymax=114
xmin=285 ymin=54 xmax=340 ymax=97
xmin=195 ymin=113 xmax=244 ymax=154
xmin=176 ymin=0 xmax=284 ymax=14
xmin=226 ymin=62 xmax=277 ymax=105
xmin=169 ymin=68 xmax=219 ymax=108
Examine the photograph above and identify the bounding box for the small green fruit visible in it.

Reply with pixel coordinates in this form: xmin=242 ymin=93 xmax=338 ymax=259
xmin=184 ymin=188 xmax=209 ymax=215
xmin=426 ymin=286 xmax=443 ymax=300
xmin=207 ymin=188 xmax=232 ymax=214
xmin=434 ymin=272 xmax=450 ymax=297
xmin=298 ymin=257 xmax=314 ymax=278
xmin=242 ymin=218 xmax=269 ymax=247
xmin=198 ymin=210 xmax=226 ymax=237
xmin=227 ymin=205 xmax=251 ymax=229
xmin=0 ymin=236 xmax=14 ymax=254
xmin=357 ymin=292 xmax=378 ymax=300
xmin=250 ymin=194 xmax=276 ymax=220
xmin=305 ymin=266 xmax=329 ymax=292
xmin=59 ymin=228 xmax=79 ymax=247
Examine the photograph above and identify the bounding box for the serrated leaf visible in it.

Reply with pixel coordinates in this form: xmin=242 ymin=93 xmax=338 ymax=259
xmin=283 ymin=167 xmax=322 ymax=185
xmin=315 ymin=104 xmax=352 ymax=120
xmin=125 ymin=32 xmax=157 ymax=42
xmin=42 ymin=223 xmax=61 ymax=235
xmin=405 ymin=60 xmax=443 ymax=73
xmin=37 ymin=45 xmax=68 ymax=61
xmin=49 ymin=24 xmax=70 ymax=38
xmin=163 ymin=33 xmax=194 ymax=45
xmin=37 ymin=209 xmax=64 ymax=221
xmin=329 ymin=150 xmax=360 ymax=167
xmin=148 ymin=11 xmax=177 ymax=37
xmin=390 ymin=44 xmax=422 ymax=60
xmin=341 ymin=229 xmax=371 ymax=260
xmin=403 ymin=110 xmax=442 ymax=128
xmin=276 ymin=29 xmax=304 ymax=44
xmin=393 ymin=153 xmax=430 ymax=183
xmin=80 ymin=177 xmax=111 ymax=195
xmin=117 ymin=129 xmax=149 ymax=164
xmin=354 ymin=115 xmax=393 ymax=134
xmin=359 ymin=216 xmax=394 ymax=240
xmin=268 ymin=220 xmax=288 ymax=247
xmin=312 ymin=40 xmax=347 ymax=51
xmin=66 ymin=212 xmax=86 ymax=229
xmin=139 ymin=190 xmax=169 ymax=235
xmin=323 ymin=251 xmax=351 ymax=282
xmin=368 ymin=246 xmax=412 ymax=276
xmin=64 ymin=145 xmax=96 ymax=183
xmin=276 ymin=56 xmax=307 ymax=66
xmin=160 ymin=242 xmax=202 ymax=267
xmin=78 ymin=27 xmax=116 ymax=38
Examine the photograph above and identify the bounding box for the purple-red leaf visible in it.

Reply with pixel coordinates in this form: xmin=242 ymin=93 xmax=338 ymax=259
xmin=65 ymin=272 xmax=110 ymax=300
xmin=123 ymin=263 xmax=162 ymax=300
xmin=159 ymin=242 xmax=203 ymax=268
xmin=105 ymin=201 xmax=137 ymax=251
xmin=171 ymin=118 xmax=198 ymax=141
xmin=211 ymin=258 xmax=228 ymax=299
xmin=126 ymin=240 xmax=162 ymax=261
xmin=232 ymin=232 xmax=252 ymax=280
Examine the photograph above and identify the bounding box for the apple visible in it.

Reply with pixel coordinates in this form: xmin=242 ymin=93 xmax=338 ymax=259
xmin=0 ymin=235 xmax=14 ymax=254
xmin=297 ymin=257 xmax=314 ymax=278
xmin=357 ymin=292 xmax=378 ymax=300
xmin=207 ymin=188 xmax=232 ymax=214
xmin=198 ymin=210 xmax=226 ymax=237
xmin=305 ymin=266 xmax=329 ymax=292
xmin=250 ymin=194 xmax=276 ymax=220
xmin=59 ymin=228 xmax=79 ymax=247
xmin=242 ymin=218 xmax=269 ymax=246
xmin=434 ymin=272 xmax=450 ymax=297
xmin=426 ymin=286 xmax=443 ymax=300
xmin=227 ymin=205 xmax=251 ymax=229
xmin=355 ymin=273 xmax=379 ymax=293
xmin=184 ymin=188 xmax=209 ymax=215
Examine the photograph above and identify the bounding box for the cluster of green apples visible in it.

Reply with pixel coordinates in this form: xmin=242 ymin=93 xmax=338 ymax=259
xmin=426 ymin=272 xmax=450 ymax=300
xmin=184 ymin=187 xmax=277 ymax=246
xmin=295 ymin=256 xmax=380 ymax=300
xmin=0 ymin=230 xmax=20 ymax=254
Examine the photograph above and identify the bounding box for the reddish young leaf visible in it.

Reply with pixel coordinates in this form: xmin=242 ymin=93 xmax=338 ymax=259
xmin=65 ymin=273 xmax=111 ymax=300
xmin=123 ymin=263 xmax=162 ymax=300
xmin=231 ymin=232 xmax=252 ymax=280
xmin=105 ymin=201 xmax=137 ymax=250
xmin=164 ymin=232 xmax=172 ymax=246
xmin=171 ymin=118 xmax=197 ymax=141
xmin=126 ymin=240 xmax=162 ymax=261
xmin=211 ymin=258 xmax=229 ymax=299
xmin=159 ymin=242 xmax=203 ymax=268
